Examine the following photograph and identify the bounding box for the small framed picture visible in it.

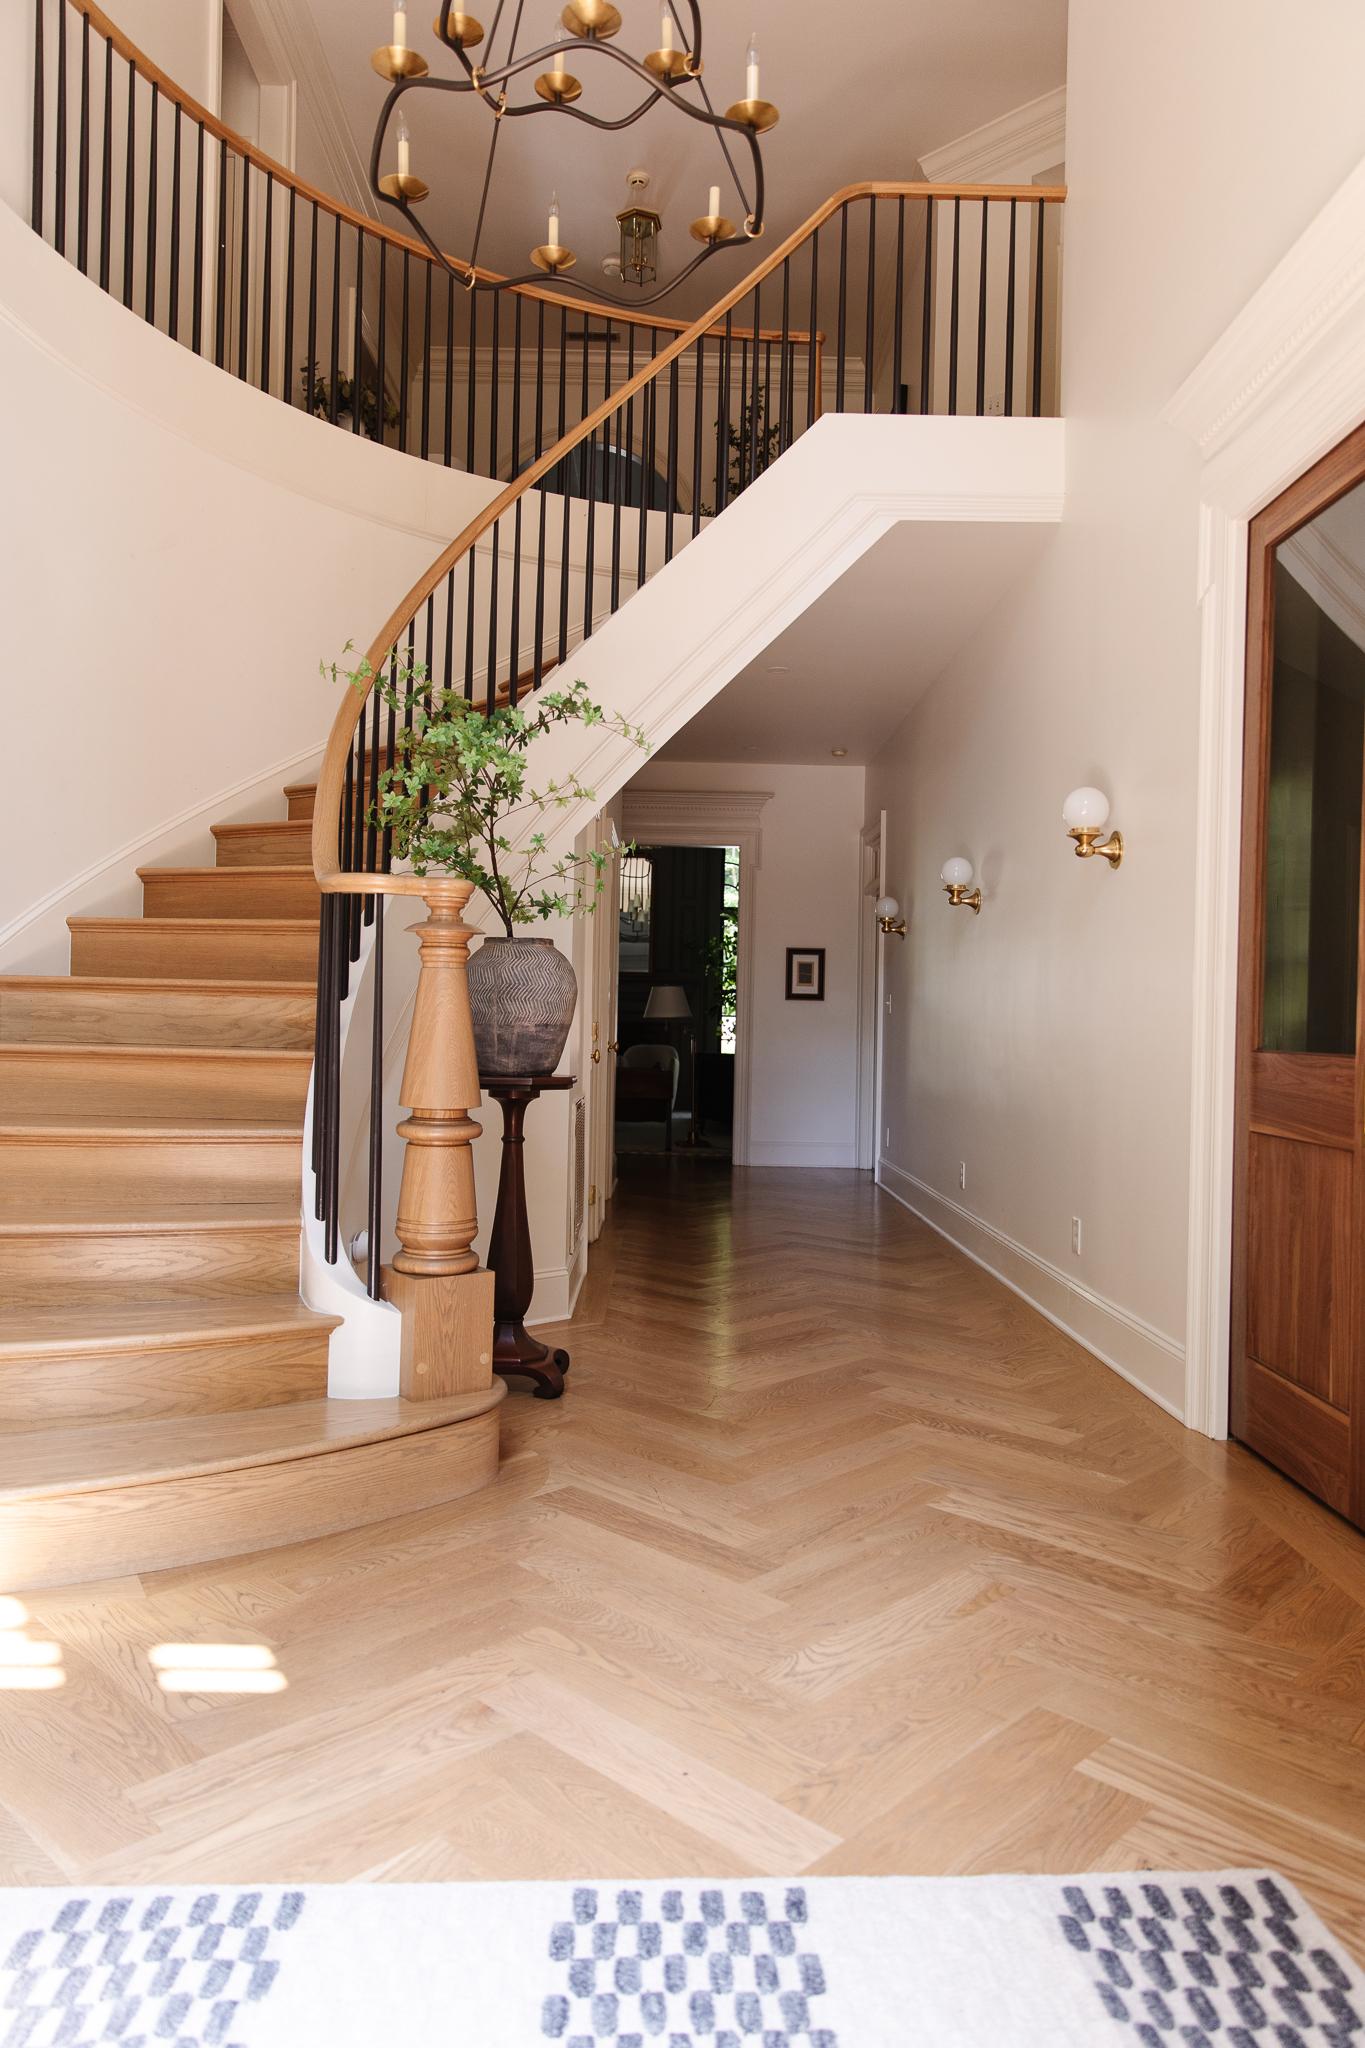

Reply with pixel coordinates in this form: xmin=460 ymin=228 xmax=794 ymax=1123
xmin=785 ymin=947 xmax=826 ymax=1001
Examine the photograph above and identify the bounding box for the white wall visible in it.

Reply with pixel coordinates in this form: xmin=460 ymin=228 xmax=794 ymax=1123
xmin=867 ymin=0 xmax=1365 ymax=1425
xmin=626 ymin=760 xmax=867 ymax=1169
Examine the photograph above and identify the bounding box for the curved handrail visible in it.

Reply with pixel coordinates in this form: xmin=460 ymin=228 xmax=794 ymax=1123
xmin=63 ymin=0 xmax=769 ymax=343
xmin=311 ymin=174 xmax=1066 ymax=896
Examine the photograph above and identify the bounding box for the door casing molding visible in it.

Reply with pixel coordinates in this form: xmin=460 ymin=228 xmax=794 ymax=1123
xmin=1165 ymin=152 xmax=1365 ymax=1437
xmin=620 ymin=787 xmax=773 ymax=1167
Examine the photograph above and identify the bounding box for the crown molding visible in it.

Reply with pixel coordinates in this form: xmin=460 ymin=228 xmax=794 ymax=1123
xmin=918 ymin=86 xmax=1066 ymax=186
xmin=1163 ymin=154 xmax=1365 ymax=509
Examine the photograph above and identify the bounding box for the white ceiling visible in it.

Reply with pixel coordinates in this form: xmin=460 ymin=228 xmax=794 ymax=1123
xmin=657 ymin=518 xmax=1057 ymax=764
xmin=299 ymin=0 xmax=1067 ymax=315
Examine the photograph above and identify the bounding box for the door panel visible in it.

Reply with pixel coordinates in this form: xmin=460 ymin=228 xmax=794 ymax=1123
xmin=1232 ymin=420 xmax=1365 ymax=1525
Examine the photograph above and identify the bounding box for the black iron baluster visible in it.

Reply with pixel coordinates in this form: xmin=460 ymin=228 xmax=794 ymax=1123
xmin=487 ymin=518 xmax=500 ymax=712
xmin=748 ymin=284 xmax=761 ymax=484
xmin=691 ymin=333 xmax=704 ymax=537
xmin=465 ymin=543 xmax=476 ymax=703
xmin=1032 ymin=197 xmax=1046 ymax=417
xmin=398 ymin=248 xmax=411 ymax=447
xmin=947 ymin=195 xmax=961 ymax=415
xmin=444 ymin=270 xmax=455 ymax=465
xmin=624 ymin=322 xmax=637 ymax=518
xmin=836 ymin=200 xmax=848 ymax=413
xmin=646 ymin=322 xmax=659 ymax=493
xmin=610 ymin=401 xmax=624 ymax=615
xmin=665 ymin=353 xmax=679 ymax=561
xmin=191 ymin=122 xmax=204 ymax=354
xmin=282 ymin=186 xmax=296 ymax=401
xmin=919 ymin=193 xmax=933 ymax=413
xmin=305 ymin=200 xmax=318 ymax=410
xmin=558 ymin=303 xmax=571 ymax=667
xmin=485 ymin=279 xmax=497 ymax=476
xmin=891 ymin=196 xmax=904 ymax=412
xmin=532 ymin=300 xmax=547 ymax=683
xmin=261 ymin=171 xmax=273 ymax=394
xmin=77 ymin=11 xmax=90 ymax=275
xmin=975 ymin=198 xmax=988 ymax=416
xmin=465 ymin=273 xmax=477 ymax=473
xmin=717 ymin=309 xmax=732 ymax=511
xmin=509 ymin=296 xmax=523 ymax=698
xmin=639 ymin=327 xmax=656 ymax=590
xmin=807 ymin=226 xmax=819 ymax=429
xmin=55 ymin=0 xmax=68 ymax=257
xmin=214 ymin=135 xmax=228 ymax=367
xmin=376 ymin=238 xmax=387 ymax=440
xmin=144 ymin=81 xmax=157 ymax=325
xmin=443 ymin=563 xmax=456 ymax=696
xmin=778 ymin=257 xmax=790 ymax=450
xmin=365 ymin=666 xmax=381 ymax=878
xmin=31 ymin=0 xmax=44 ymax=238
xmin=761 ymin=338 xmax=771 ymax=479
xmin=310 ymin=898 xmax=331 ymax=1200
xmin=351 ymin=224 xmax=364 ymax=433
xmin=421 ymin=258 xmax=433 ymax=458
xmin=328 ymin=212 xmax=342 ymax=421
xmin=366 ymin=893 xmax=385 ymax=1300
xmin=122 ymin=58 xmax=135 ymax=308
xmin=1004 ymin=197 xmax=1017 ymax=417
xmin=581 ymin=316 xmax=595 ymax=645
xmin=863 ymin=196 xmax=875 ymax=413
xmin=236 ymin=150 xmax=250 ymax=378
xmin=98 ymin=37 xmax=112 ymax=292
xmin=168 ymin=104 xmax=181 ymax=341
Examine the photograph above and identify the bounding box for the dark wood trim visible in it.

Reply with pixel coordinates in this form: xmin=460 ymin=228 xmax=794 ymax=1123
xmin=1231 ymin=415 xmax=1365 ymax=1513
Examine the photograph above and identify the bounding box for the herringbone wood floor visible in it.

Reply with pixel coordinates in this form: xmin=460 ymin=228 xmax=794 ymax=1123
xmin=5 ymin=1164 xmax=1365 ymax=1949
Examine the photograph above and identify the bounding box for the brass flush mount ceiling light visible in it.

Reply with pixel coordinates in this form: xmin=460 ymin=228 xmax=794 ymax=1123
xmin=369 ymin=3 xmax=780 ymax=306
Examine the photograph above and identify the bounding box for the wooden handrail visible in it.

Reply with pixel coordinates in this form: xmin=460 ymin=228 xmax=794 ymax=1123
xmin=311 ymin=175 xmax=1067 ymax=895
xmin=66 ymin=0 xmax=813 ymax=342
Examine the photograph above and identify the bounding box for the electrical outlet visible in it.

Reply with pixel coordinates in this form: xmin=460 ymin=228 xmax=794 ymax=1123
xmin=986 ymin=393 xmax=1005 ymax=416
xmin=885 ymin=1125 xmax=891 ymax=1147
xmin=959 ymin=1161 xmax=966 ymax=1190
xmin=1071 ymin=1216 xmax=1082 ymax=1255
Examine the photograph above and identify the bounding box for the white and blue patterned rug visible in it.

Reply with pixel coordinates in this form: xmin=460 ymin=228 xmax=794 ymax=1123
xmin=0 ymin=1870 xmax=1357 ymax=2046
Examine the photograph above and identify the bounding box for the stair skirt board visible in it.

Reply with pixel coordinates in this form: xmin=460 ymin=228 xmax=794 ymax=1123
xmin=0 ymin=1388 xmax=506 ymax=1587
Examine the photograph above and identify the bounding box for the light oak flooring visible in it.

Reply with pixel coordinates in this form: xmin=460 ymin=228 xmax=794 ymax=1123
xmin=5 ymin=1163 xmax=1365 ymax=1951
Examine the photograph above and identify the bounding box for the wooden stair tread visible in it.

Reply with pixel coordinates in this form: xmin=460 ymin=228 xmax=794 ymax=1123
xmin=0 ymin=1114 xmax=303 ymax=1135
xmin=0 ymin=976 xmax=317 ymax=997
xmin=0 ymin=1202 xmax=299 ymax=1234
xmin=1 ymin=1041 xmax=311 ymax=1065
xmin=136 ymin=866 xmax=319 ymax=880
xmin=0 ymin=1387 xmax=506 ymax=1498
xmin=0 ymin=1294 xmax=340 ymax=1358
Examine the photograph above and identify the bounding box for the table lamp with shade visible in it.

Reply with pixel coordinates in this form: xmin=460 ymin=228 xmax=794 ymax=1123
xmin=642 ymin=983 xmax=707 ymax=1149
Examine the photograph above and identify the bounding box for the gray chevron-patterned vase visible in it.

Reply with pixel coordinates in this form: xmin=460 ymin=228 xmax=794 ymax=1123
xmin=468 ymin=936 xmax=579 ymax=1076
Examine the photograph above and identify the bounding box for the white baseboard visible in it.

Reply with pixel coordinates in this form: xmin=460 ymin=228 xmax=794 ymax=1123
xmin=526 ymin=1262 xmax=574 ymax=1327
xmin=877 ymin=1160 xmax=1186 ymax=1422
xmin=747 ymin=1140 xmax=860 ymax=1168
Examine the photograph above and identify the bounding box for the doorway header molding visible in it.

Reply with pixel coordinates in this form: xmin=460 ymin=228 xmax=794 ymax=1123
xmin=621 ymin=789 xmax=774 ymax=867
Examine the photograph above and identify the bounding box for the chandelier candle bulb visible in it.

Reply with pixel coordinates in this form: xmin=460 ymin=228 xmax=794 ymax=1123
xmin=396 ymin=112 xmax=411 ymax=178
xmin=709 ymin=184 xmax=720 ymax=215
xmin=746 ymin=30 xmax=759 ymax=99
xmin=548 ymin=193 xmax=560 ymax=248
xmin=660 ymin=7 xmax=673 ymax=49
xmin=393 ymin=5 xmax=407 ymax=46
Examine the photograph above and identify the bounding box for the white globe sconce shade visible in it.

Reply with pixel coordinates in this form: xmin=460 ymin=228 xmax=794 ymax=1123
xmin=1062 ymin=786 xmax=1123 ymax=868
xmin=875 ymin=894 xmax=905 ymax=938
xmin=940 ymin=858 xmax=981 ymax=914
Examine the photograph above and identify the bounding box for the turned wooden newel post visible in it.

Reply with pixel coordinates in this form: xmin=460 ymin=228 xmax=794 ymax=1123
xmin=380 ymin=879 xmax=496 ymax=1398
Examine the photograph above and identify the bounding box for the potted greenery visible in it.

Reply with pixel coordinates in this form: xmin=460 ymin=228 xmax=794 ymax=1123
xmin=329 ymin=650 xmax=649 ymax=1074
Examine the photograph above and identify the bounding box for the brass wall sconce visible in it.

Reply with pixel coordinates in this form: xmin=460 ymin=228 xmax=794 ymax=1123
xmin=1062 ymin=786 xmax=1123 ymax=868
xmin=875 ymin=894 xmax=905 ymax=938
xmin=941 ymin=858 xmax=981 ymax=913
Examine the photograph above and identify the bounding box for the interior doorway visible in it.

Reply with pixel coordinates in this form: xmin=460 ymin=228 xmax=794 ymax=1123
xmin=613 ymin=844 xmax=739 ymax=1162
xmin=1232 ymin=419 xmax=1365 ymax=1525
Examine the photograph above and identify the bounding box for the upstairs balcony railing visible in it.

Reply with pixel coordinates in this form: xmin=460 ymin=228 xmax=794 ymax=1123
xmin=24 ymin=0 xmax=1066 ymax=1305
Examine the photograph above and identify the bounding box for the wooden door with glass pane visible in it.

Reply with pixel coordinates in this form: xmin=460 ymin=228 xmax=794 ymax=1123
xmin=1232 ymin=423 xmax=1365 ymax=1524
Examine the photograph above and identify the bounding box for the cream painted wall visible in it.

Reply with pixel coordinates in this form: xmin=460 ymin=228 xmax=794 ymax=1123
xmin=627 ymin=760 xmax=867 ymax=1169
xmin=867 ymin=0 xmax=1365 ymax=1424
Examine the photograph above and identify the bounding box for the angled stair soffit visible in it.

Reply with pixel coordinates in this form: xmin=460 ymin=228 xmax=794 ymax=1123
xmin=919 ymin=86 xmax=1067 ymax=185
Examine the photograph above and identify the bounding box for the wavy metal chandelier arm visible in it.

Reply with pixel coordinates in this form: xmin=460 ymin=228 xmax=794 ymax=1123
xmin=369 ymin=0 xmax=769 ymax=302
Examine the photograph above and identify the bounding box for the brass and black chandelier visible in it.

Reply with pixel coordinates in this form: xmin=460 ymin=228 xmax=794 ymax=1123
xmin=368 ymin=1 xmax=779 ymax=305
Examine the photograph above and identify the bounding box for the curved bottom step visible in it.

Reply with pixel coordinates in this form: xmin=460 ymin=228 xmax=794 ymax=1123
xmin=0 ymin=1385 xmax=506 ymax=1588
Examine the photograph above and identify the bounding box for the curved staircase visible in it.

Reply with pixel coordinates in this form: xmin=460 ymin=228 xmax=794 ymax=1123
xmin=0 ymin=774 xmax=503 ymax=1592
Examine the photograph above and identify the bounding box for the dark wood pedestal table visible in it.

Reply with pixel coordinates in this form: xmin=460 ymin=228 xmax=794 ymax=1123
xmin=479 ymin=1072 xmax=576 ymax=1399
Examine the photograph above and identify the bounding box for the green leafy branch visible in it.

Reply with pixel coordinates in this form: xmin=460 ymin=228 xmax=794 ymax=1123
xmin=320 ymin=649 xmax=650 ymax=936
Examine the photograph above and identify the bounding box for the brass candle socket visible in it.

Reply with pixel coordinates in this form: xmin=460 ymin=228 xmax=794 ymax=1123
xmin=689 ymin=213 xmax=736 ymax=244
xmin=433 ymin=10 xmax=483 ymax=41
xmin=562 ymin=0 xmax=621 ymax=36
xmin=530 ymin=243 xmax=577 ymax=272
xmin=378 ymin=172 xmax=430 ymax=202
xmin=944 ymin=883 xmax=982 ymax=914
xmin=371 ymin=44 xmax=430 ymax=80
xmin=534 ymin=69 xmax=583 ymax=101
xmin=724 ymin=97 xmax=779 ymax=133
xmin=1069 ymin=826 xmax=1124 ymax=869
xmin=643 ymin=46 xmax=700 ymax=79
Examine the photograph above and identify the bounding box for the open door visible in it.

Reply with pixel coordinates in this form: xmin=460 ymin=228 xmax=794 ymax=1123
xmin=1232 ymin=422 xmax=1365 ymax=1522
